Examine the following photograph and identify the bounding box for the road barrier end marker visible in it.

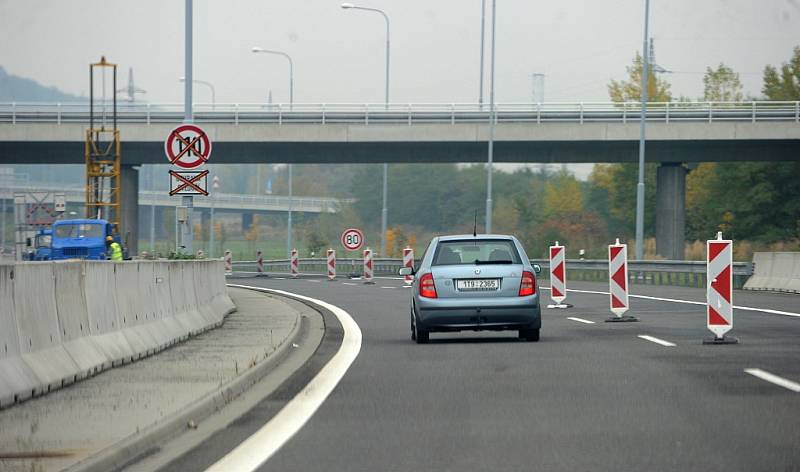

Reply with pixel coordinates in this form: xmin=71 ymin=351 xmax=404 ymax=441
xmin=605 ymin=238 xmax=638 ymax=323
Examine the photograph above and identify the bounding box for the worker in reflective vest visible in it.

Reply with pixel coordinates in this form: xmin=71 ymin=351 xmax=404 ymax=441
xmin=106 ymin=236 xmax=123 ymax=261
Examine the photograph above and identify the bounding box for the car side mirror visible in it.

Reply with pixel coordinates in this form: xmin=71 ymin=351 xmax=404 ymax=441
xmin=532 ymin=263 xmax=542 ymax=274
xmin=399 ymin=267 xmax=414 ymax=276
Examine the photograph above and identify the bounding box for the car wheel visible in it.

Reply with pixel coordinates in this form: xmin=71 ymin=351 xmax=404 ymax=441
xmin=415 ymin=328 xmax=430 ymax=344
xmin=519 ymin=328 xmax=540 ymax=342
xmin=410 ymin=311 xmax=417 ymax=341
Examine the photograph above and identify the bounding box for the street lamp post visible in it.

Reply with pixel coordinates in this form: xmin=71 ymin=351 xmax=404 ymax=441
xmin=479 ymin=0 xmax=486 ymax=109
xmin=182 ymin=0 xmax=194 ymax=255
xmin=485 ymin=0 xmax=496 ymax=234
xmin=635 ymin=0 xmax=650 ymax=261
xmin=179 ymin=77 xmax=215 ymax=110
xmin=341 ymin=2 xmax=391 ymax=256
xmin=252 ymin=46 xmax=295 ymax=255
xmin=251 ymin=47 xmax=293 ymax=109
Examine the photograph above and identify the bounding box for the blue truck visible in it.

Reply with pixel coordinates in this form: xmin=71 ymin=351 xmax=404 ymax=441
xmin=49 ymin=219 xmax=124 ymax=260
xmin=24 ymin=229 xmax=52 ymax=261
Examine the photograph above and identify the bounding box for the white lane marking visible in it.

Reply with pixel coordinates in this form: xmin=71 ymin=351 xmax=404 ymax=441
xmin=567 ymin=317 xmax=595 ymax=324
xmin=342 ymin=282 xmax=357 ymax=286
xmin=214 ymin=285 xmax=362 ymax=471
xmin=380 ymin=286 xmax=395 ymax=289
xmin=744 ymin=368 xmax=800 ymax=393
xmin=307 ymin=280 xmax=321 ymax=283
xmin=274 ymin=277 xmax=286 ymax=280
xmin=540 ymin=286 xmax=800 ymax=318
xmin=402 ymin=285 xmax=411 ymax=289
xmin=637 ymin=334 xmax=677 ymax=347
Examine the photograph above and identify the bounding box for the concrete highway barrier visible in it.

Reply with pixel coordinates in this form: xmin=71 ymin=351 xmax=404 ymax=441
xmin=0 ymin=260 xmax=235 ymax=409
xmin=744 ymin=252 xmax=800 ymax=294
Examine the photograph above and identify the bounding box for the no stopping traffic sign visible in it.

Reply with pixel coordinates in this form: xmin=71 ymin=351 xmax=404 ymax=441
xmin=341 ymin=228 xmax=365 ymax=251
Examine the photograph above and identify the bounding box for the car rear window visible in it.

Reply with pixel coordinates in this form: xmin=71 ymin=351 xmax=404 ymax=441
xmin=432 ymin=239 xmax=521 ymax=265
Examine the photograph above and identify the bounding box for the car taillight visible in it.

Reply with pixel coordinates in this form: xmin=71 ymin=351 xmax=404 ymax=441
xmin=519 ymin=271 xmax=536 ymax=296
xmin=419 ymin=273 xmax=437 ymax=298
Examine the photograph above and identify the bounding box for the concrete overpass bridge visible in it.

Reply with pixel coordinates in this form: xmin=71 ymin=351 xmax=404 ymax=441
xmin=1 ymin=101 xmax=798 ymax=258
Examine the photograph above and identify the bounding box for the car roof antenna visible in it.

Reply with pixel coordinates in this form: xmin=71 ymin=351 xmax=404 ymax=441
xmin=473 ymin=210 xmax=478 ymax=237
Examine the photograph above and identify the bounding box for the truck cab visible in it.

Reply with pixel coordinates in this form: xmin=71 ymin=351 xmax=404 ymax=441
xmin=50 ymin=219 xmax=121 ymax=260
xmin=25 ymin=229 xmax=52 ymax=261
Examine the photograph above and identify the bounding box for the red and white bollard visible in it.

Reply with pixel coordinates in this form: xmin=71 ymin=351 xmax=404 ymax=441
xmin=547 ymin=241 xmax=571 ymax=308
xmin=363 ymin=248 xmax=375 ymax=284
xmin=606 ymin=239 xmax=637 ymax=322
xmin=327 ymin=248 xmax=336 ymax=281
xmin=256 ymin=250 xmax=265 ymax=275
xmin=704 ymin=232 xmax=738 ymax=344
xmin=402 ymin=246 xmax=414 ymax=286
xmin=290 ymin=248 xmax=299 ymax=278
xmin=224 ymin=249 xmax=233 ymax=275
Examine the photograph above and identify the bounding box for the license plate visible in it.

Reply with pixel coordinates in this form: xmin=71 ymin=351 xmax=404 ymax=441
xmin=456 ymin=278 xmax=500 ymax=291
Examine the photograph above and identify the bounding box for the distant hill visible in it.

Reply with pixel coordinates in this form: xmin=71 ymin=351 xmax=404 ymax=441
xmin=0 ymin=66 xmax=83 ymax=102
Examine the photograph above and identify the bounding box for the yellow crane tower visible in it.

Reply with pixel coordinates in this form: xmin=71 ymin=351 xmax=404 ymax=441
xmin=85 ymin=56 xmax=121 ymax=233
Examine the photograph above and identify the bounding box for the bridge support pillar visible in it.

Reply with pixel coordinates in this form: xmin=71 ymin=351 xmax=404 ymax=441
xmin=655 ymin=162 xmax=686 ymax=260
xmin=121 ymin=164 xmax=139 ymax=256
xmin=241 ymin=212 xmax=253 ymax=231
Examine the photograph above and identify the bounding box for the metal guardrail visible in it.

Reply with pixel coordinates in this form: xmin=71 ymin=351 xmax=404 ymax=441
xmin=230 ymin=257 xmax=754 ymax=288
xmin=1 ymin=101 xmax=798 ymax=125
xmin=0 ymin=183 xmax=350 ymax=213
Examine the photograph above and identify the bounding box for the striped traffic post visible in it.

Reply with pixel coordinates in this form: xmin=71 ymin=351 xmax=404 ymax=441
xmin=547 ymin=241 xmax=571 ymax=309
xmin=327 ymin=248 xmax=336 ymax=281
xmin=363 ymin=248 xmax=375 ymax=284
xmin=402 ymin=247 xmax=414 ymax=286
xmin=606 ymin=239 xmax=638 ymax=322
xmin=290 ymin=248 xmax=299 ymax=278
xmin=223 ymin=249 xmax=232 ymax=275
xmin=704 ymin=232 xmax=738 ymax=344
xmin=256 ymin=250 xmax=265 ymax=276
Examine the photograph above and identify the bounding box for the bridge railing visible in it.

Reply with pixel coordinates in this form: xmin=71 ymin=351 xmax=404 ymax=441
xmin=1 ymin=101 xmax=798 ymax=125
xmin=0 ymin=183 xmax=351 ymax=213
xmin=230 ymin=258 xmax=754 ymax=289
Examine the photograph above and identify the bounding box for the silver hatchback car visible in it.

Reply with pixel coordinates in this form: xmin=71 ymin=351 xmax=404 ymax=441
xmin=400 ymin=234 xmax=542 ymax=344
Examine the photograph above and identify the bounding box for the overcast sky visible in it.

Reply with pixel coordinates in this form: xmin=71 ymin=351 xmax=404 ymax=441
xmin=1 ymin=0 xmax=798 ymax=105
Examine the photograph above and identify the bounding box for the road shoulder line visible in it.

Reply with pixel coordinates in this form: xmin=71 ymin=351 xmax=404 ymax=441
xmin=206 ymin=285 xmax=363 ymax=472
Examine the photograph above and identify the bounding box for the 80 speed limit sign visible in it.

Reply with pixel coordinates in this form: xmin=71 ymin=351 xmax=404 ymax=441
xmin=341 ymin=228 xmax=365 ymax=251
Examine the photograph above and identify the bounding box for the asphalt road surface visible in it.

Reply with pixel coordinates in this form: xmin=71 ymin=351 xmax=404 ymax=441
xmin=169 ymin=277 xmax=800 ymax=472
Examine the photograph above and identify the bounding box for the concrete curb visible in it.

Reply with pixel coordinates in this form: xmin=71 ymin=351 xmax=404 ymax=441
xmin=65 ymin=288 xmax=307 ymax=472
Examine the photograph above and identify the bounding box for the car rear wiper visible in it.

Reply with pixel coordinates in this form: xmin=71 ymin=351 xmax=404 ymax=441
xmin=474 ymin=259 xmax=514 ymax=265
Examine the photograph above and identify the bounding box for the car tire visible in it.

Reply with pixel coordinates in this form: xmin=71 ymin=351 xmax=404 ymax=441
xmin=410 ymin=312 xmax=417 ymax=341
xmin=519 ymin=328 xmax=540 ymax=342
xmin=415 ymin=328 xmax=430 ymax=344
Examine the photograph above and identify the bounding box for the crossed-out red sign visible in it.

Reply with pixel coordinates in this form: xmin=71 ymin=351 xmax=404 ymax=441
xmin=169 ymin=170 xmax=209 ymax=196
xmin=165 ymin=124 xmax=212 ymax=169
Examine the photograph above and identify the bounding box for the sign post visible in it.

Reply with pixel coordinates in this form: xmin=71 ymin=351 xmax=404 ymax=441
xmin=165 ymin=123 xmax=212 ymax=255
xmin=547 ymin=241 xmax=572 ymax=309
xmin=342 ymin=228 xmax=365 ymax=279
xmin=606 ymin=238 xmax=638 ymax=322
xmin=704 ymin=232 xmax=738 ymax=344
xmin=327 ymin=248 xmax=336 ymax=281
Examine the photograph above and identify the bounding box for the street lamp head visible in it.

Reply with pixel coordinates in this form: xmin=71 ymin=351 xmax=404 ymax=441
xmin=341 ymin=2 xmax=355 ymax=8
xmin=251 ymin=46 xmax=264 ymax=53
